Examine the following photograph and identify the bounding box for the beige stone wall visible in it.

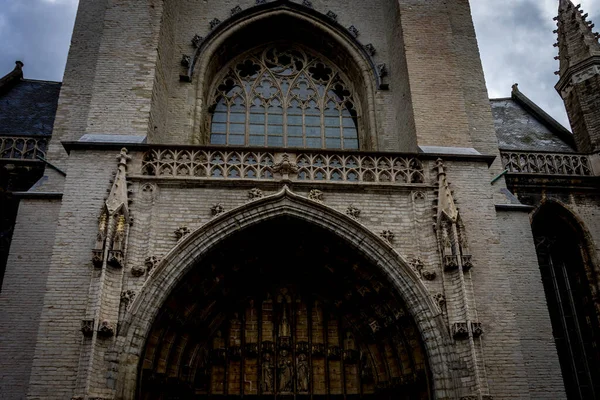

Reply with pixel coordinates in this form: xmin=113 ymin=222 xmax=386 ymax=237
xmin=3 ymin=0 xmax=594 ymax=399
xmin=0 ymin=199 xmax=61 ymax=400
xmin=5 ymin=143 xmax=584 ymax=399
xmin=25 ymin=151 xmax=118 ymax=399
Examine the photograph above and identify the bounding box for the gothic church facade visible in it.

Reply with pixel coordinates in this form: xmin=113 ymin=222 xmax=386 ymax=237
xmin=0 ymin=0 xmax=599 ymax=399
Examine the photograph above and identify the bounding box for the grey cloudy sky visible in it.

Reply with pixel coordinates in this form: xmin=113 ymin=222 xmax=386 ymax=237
xmin=1 ymin=0 xmax=599 ymax=129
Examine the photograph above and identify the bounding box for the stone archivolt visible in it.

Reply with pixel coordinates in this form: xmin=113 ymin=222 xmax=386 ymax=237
xmin=114 ymin=185 xmax=455 ymax=399
xmin=136 ymin=218 xmax=430 ymax=399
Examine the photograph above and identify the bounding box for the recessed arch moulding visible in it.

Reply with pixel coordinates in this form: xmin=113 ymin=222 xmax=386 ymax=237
xmin=112 ymin=188 xmax=457 ymax=399
xmin=148 ymin=0 xmax=416 ymax=151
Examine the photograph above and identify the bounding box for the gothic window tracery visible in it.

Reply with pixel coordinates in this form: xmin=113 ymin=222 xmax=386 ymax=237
xmin=210 ymin=45 xmax=359 ymax=150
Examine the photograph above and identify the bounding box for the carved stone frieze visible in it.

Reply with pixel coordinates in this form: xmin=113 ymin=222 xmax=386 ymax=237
xmin=361 ymin=364 xmax=374 ymax=382
xmin=433 ymin=293 xmax=446 ymax=309
xmin=211 ymin=203 xmax=226 ymax=216
xmin=245 ymin=343 xmax=259 ymax=358
xmin=98 ymin=320 xmax=115 ymax=337
xmin=452 ymin=322 xmax=469 ymax=340
xmin=107 ymin=249 xmax=124 ymax=269
xmin=181 ymin=54 xmax=191 ymax=67
xmin=444 ymin=255 xmax=459 ymax=271
xmin=308 ymin=189 xmax=324 ymax=203
xmin=248 ymin=187 xmax=264 ymax=200
xmin=140 ymin=182 xmax=158 ymax=202
xmin=175 ymin=226 xmax=191 ymax=241
xmin=262 ymin=340 xmax=275 ymax=354
xmin=462 ymin=255 xmax=474 ymax=271
xmin=327 ymin=346 xmax=342 ymax=360
xmin=410 ymin=258 xmax=436 ymax=280
xmin=422 ymin=270 xmax=437 ymax=281
xmin=92 ymin=249 xmax=103 ymax=268
xmin=145 ymin=256 xmax=160 ymax=274
xmin=191 ymin=34 xmax=203 ymax=48
xmin=364 ymin=43 xmax=376 ymax=56
xmin=209 ymin=18 xmax=221 ymax=30
xmin=121 ymin=290 xmax=136 ymax=308
xmin=131 ymin=266 xmax=146 ymax=277
xmin=346 ymin=205 xmax=361 ymax=220
xmin=272 ymin=153 xmax=298 ymax=179
xmin=228 ymin=346 xmax=242 ymax=360
xmin=369 ymin=320 xmax=380 ymax=333
xmin=230 ymin=5 xmax=242 ymax=16
xmin=377 ymin=63 xmax=388 ymax=78
xmin=311 ymin=343 xmax=325 ymax=357
xmin=296 ymin=341 xmax=309 ymax=354
xmin=81 ymin=320 xmax=94 ymax=337
xmin=343 ymin=349 xmax=359 ymax=364
xmin=380 ymin=230 xmax=395 ymax=244
xmin=471 ymin=322 xmax=483 ymax=338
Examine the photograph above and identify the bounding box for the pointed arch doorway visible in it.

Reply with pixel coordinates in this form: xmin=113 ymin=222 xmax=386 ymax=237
xmin=138 ymin=217 xmax=431 ymax=400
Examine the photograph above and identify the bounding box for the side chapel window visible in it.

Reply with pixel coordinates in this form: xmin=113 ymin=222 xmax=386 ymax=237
xmin=210 ymin=45 xmax=359 ymax=149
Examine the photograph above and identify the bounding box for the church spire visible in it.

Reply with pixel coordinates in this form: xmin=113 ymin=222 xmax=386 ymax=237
xmin=554 ymin=0 xmax=600 ymax=153
xmin=555 ymin=0 xmax=600 ymax=75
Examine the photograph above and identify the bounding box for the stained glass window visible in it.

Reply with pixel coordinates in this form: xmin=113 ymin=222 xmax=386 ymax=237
xmin=210 ymin=45 xmax=359 ymax=150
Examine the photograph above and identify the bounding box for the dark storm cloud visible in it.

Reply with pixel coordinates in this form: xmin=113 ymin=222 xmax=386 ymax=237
xmin=472 ymin=0 xmax=600 ymax=128
xmin=0 ymin=0 xmax=77 ymax=82
xmin=1 ymin=0 xmax=599 ymax=130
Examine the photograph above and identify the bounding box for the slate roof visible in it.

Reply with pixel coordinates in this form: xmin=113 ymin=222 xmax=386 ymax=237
xmin=0 ymin=79 xmax=61 ymax=136
xmin=491 ymin=85 xmax=576 ymax=153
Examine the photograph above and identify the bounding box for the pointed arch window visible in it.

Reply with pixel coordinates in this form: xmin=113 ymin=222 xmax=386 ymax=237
xmin=210 ymin=45 xmax=359 ymax=149
xmin=533 ymin=206 xmax=600 ymax=399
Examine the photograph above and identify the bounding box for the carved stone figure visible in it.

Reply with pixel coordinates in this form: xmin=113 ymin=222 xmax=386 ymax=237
xmin=248 ymin=188 xmax=264 ymax=200
xmin=380 ymin=230 xmax=395 ymax=244
xmin=308 ymin=189 xmax=324 ymax=203
xmin=261 ymin=353 xmax=274 ymax=393
xmin=297 ymin=353 xmax=309 ymax=392
xmin=278 ymin=354 xmax=293 ymax=393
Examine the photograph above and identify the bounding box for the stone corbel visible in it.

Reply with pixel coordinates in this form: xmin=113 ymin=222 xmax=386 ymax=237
xmin=81 ymin=320 xmax=94 ymax=337
xmin=452 ymin=322 xmax=469 ymax=340
xmin=97 ymin=321 xmax=115 ymax=338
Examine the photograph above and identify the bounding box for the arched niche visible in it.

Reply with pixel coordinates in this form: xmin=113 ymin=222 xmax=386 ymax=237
xmin=190 ymin=3 xmax=380 ymax=150
xmin=137 ymin=218 xmax=431 ymax=399
xmin=113 ymin=189 xmax=455 ymax=399
xmin=531 ymin=200 xmax=600 ymax=399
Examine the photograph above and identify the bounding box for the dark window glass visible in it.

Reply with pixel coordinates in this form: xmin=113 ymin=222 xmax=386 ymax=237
xmin=210 ymin=45 xmax=359 ymax=149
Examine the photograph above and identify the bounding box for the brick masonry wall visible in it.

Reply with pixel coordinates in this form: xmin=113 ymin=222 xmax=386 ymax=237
xmin=25 ymin=151 xmax=118 ymax=399
xmin=1 ymin=0 xmax=588 ymax=398
xmin=0 ymin=200 xmax=61 ymax=400
xmin=4 ymin=146 xmax=575 ymax=399
xmin=497 ymin=210 xmax=567 ymax=399
xmin=43 ymin=0 xmax=108 ymax=193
